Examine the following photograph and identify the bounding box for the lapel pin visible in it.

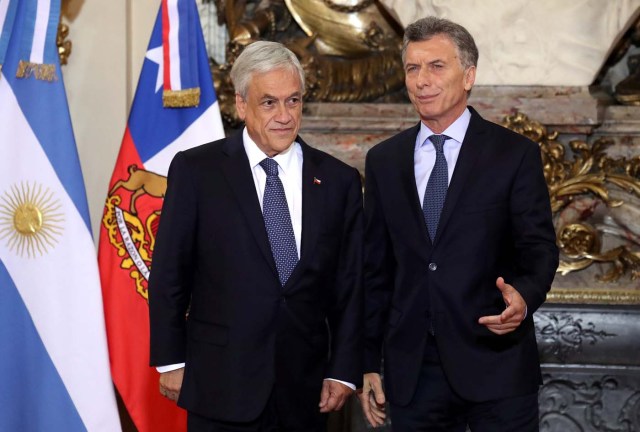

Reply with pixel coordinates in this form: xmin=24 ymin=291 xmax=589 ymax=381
xmin=313 ymin=177 xmax=322 ymax=185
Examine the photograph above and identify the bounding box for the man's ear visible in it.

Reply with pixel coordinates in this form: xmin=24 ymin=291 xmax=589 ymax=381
xmin=464 ymin=66 xmax=476 ymax=92
xmin=235 ymin=93 xmax=246 ymax=120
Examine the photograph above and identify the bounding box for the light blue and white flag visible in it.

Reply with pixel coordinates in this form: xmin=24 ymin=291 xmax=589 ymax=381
xmin=0 ymin=0 xmax=121 ymax=430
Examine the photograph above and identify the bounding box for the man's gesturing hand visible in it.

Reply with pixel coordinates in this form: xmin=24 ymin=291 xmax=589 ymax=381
xmin=478 ymin=277 xmax=527 ymax=335
xmin=159 ymin=368 xmax=184 ymax=402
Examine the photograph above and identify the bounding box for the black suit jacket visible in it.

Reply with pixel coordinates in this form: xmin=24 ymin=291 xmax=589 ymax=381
xmin=149 ymin=131 xmax=363 ymax=423
xmin=363 ymin=107 xmax=559 ymax=405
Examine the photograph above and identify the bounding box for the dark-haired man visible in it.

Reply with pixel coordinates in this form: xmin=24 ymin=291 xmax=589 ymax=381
xmin=359 ymin=17 xmax=558 ymax=431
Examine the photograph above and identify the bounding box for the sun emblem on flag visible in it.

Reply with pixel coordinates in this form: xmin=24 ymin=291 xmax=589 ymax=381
xmin=0 ymin=182 xmax=64 ymax=258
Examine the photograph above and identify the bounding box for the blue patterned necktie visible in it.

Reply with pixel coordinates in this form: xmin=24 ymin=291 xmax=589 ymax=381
xmin=260 ymin=158 xmax=298 ymax=286
xmin=422 ymin=134 xmax=450 ymax=241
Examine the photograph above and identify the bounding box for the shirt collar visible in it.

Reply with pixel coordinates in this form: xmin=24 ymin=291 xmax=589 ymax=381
xmin=416 ymin=107 xmax=471 ymax=150
xmin=242 ymin=127 xmax=299 ymax=175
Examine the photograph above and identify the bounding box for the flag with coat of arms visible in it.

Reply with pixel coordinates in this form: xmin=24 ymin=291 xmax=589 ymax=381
xmin=0 ymin=0 xmax=121 ymax=430
xmin=98 ymin=0 xmax=225 ymax=430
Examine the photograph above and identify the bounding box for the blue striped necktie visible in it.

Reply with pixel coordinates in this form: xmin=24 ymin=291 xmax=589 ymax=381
xmin=260 ymin=158 xmax=298 ymax=285
xmin=422 ymin=134 xmax=450 ymax=241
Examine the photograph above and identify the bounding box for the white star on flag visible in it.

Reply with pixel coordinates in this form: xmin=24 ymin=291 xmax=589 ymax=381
xmin=145 ymin=46 xmax=163 ymax=93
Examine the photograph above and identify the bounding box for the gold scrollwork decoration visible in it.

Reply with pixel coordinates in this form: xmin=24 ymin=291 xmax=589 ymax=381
xmin=502 ymin=111 xmax=640 ymax=284
xmin=57 ymin=23 xmax=72 ymax=65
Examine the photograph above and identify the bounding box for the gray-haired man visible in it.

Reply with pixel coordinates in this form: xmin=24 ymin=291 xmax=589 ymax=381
xmin=149 ymin=41 xmax=363 ymax=431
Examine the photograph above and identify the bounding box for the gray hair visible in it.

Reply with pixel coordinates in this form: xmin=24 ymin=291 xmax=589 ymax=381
xmin=402 ymin=17 xmax=478 ymax=71
xmin=230 ymin=41 xmax=305 ymax=99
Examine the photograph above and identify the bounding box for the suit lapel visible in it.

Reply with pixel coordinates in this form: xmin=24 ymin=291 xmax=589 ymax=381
xmin=396 ymin=124 xmax=434 ymax=256
xmin=434 ymin=108 xmax=488 ymax=244
xmin=220 ymin=131 xmax=279 ymax=278
xmin=284 ymin=138 xmax=324 ymax=290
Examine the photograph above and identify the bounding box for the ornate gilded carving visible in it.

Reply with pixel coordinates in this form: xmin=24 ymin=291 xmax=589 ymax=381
xmin=534 ymin=312 xmax=615 ymax=362
xmin=57 ymin=23 xmax=72 ymax=65
xmin=284 ymin=0 xmax=400 ymax=56
xmin=502 ymin=112 xmax=640 ymax=285
xmin=208 ymin=0 xmax=405 ymax=125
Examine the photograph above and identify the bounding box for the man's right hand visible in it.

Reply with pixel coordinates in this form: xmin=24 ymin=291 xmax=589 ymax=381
xmin=159 ymin=367 xmax=184 ymax=402
xmin=357 ymin=372 xmax=386 ymax=427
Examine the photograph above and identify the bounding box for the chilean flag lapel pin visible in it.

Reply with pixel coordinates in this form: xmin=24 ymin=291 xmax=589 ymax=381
xmin=313 ymin=177 xmax=322 ymax=185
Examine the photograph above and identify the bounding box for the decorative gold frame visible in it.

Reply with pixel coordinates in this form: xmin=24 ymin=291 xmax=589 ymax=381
xmin=546 ymin=288 xmax=640 ymax=304
xmin=503 ymin=112 xmax=640 ymax=305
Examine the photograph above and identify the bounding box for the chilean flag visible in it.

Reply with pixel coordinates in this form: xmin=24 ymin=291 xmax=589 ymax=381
xmin=97 ymin=1 xmax=224 ymax=431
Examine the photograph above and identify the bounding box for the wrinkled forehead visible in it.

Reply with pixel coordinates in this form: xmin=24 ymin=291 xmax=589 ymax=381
xmin=244 ymin=69 xmax=303 ymax=101
xmin=248 ymin=67 xmax=302 ymax=90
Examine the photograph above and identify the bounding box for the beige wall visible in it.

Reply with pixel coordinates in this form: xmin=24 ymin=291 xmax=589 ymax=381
xmin=63 ymin=0 xmax=158 ymax=242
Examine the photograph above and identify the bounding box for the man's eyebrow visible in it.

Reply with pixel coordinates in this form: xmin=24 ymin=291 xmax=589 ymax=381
xmin=259 ymin=91 xmax=302 ymax=100
xmin=405 ymin=58 xmax=446 ymax=66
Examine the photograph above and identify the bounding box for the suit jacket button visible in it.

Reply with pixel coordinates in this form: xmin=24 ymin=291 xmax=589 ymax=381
xmin=428 ymin=263 xmax=437 ymax=271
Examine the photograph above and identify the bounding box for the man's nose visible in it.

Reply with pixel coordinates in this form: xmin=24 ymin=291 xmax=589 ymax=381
xmin=274 ymin=104 xmax=293 ymax=123
xmin=416 ymin=67 xmax=431 ymax=87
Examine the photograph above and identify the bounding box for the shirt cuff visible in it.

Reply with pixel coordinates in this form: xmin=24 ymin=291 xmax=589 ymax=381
xmin=324 ymin=378 xmax=356 ymax=391
xmin=156 ymin=363 xmax=185 ymax=373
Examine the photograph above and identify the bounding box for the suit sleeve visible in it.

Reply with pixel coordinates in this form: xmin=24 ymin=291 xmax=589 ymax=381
xmin=362 ymin=152 xmax=396 ymax=373
xmin=510 ymin=141 xmax=559 ymax=314
xmin=148 ymin=151 xmax=198 ymax=366
xmin=325 ymin=167 xmax=364 ymax=387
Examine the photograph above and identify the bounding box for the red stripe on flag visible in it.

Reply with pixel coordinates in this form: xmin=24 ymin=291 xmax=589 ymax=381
xmin=99 ymin=128 xmax=187 ymax=431
xmin=161 ymin=0 xmax=172 ymax=91
xmin=106 ymin=128 xmax=144 ymax=187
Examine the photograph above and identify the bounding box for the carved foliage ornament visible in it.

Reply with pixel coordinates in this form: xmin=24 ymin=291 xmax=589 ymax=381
xmin=539 ymin=375 xmax=640 ymax=432
xmin=534 ymin=312 xmax=615 ymax=363
xmin=502 ymin=112 xmax=640 ymax=283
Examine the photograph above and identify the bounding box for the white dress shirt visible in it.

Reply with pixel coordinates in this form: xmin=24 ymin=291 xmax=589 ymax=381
xmin=414 ymin=108 xmax=471 ymax=204
xmin=243 ymin=128 xmax=303 ymax=257
xmin=159 ymin=128 xmax=355 ymax=390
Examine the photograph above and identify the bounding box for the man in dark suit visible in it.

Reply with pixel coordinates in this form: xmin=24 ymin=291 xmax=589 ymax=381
xmin=149 ymin=41 xmax=363 ymax=431
xmin=358 ymin=17 xmax=559 ymax=431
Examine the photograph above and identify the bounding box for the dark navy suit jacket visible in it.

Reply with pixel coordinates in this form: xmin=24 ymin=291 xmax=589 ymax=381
xmin=149 ymin=130 xmax=363 ymax=423
xmin=363 ymin=107 xmax=559 ymax=405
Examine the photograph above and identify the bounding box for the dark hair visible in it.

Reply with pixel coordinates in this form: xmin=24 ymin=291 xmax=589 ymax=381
xmin=402 ymin=16 xmax=478 ymax=70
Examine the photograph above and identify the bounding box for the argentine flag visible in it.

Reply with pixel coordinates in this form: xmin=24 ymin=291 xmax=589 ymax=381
xmin=0 ymin=0 xmax=121 ymax=430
